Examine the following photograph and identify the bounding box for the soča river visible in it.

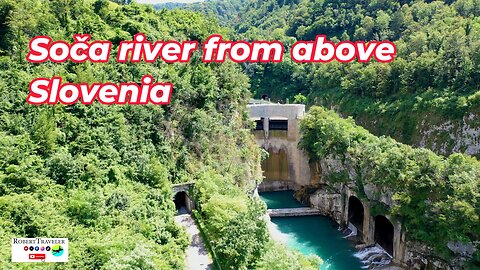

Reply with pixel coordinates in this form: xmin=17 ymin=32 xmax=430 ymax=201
xmin=260 ymin=191 xmax=364 ymax=270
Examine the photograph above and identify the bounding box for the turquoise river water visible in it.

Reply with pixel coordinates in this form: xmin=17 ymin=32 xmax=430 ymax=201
xmin=260 ymin=191 xmax=364 ymax=270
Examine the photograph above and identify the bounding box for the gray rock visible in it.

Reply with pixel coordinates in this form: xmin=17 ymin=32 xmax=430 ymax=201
xmin=447 ymin=241 xmax=476 ymax=257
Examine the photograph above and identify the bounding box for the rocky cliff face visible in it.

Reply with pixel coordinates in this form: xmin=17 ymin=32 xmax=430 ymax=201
xmin=309 ymin=188 xmax=343 ymax=223
xmin=354 ymin=109 xmax=480 ymax=159
xmin=417 ymin=112 xmax=480 ymax=157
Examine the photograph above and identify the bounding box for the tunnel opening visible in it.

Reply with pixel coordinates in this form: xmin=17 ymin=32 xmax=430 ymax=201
xmin=174 ymin=191 xmax=188 ymax=213
xmin=348 ymin=196 xmax=364 ymax=236
xmin=374 ymin=215 xmax=394 ymax=256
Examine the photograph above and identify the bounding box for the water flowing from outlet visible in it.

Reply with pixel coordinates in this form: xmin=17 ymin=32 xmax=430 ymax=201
xmin=354 ymin=244 xmax=392 ymax=269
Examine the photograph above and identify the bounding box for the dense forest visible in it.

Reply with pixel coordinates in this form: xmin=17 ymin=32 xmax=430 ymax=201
xmin=154 ymin=0 xmax=247 ymax=27
xmin=0 ymin=0 xmax=319 ymax=269
xmin=183 ymin=0 xmax=480 ymax=156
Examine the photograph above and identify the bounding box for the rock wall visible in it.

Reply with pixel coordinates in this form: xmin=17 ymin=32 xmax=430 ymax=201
xmin=304 ymin=157 xmax=475 ymax=270
xmin=309 ymin=187 xmax=344 ymax=223
xmin=404 ymin=242 xmax=452 ymax=270
xmin=417 ymin=112 xmax=480 ymax=157
xmin=354 ymin=110 xmax=480 ymax=158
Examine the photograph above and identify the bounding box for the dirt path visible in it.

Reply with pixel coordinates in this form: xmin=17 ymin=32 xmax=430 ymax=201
xmin=175 ymin=211 xmax=212 ymax=270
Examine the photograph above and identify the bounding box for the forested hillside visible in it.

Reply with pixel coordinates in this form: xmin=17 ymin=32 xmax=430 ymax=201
xmin=185 ymin=0 xmax=246 ymax=27
xmin=154 ymin=0 xmax=246 ymax=28
xmin=185 ymin=0 xmax=480 ymax=157
xmin=0 ymin=0 xmax=318 ymax=268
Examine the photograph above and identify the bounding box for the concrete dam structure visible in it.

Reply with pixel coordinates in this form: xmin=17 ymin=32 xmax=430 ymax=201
xmin=248 ymin=102 xmax=313 ymax=191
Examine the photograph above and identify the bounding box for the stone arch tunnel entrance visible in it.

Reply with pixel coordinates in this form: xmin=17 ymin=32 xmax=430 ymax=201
xmin=374 ymin=215 xmax=394 ymax=255
xmin=348 ymin=196 xmax=364 ymax=236
xmin=172 ymin=183 xmax=195 ymax=214
xmin=174 ymin=191 xmax=192 ymax=214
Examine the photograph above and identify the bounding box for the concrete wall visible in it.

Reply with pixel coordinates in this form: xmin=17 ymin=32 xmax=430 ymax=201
xmin=341 ymin=188 xmax=404 ymax=261
xmin=248 ymin=104 xmax=311 ymax=190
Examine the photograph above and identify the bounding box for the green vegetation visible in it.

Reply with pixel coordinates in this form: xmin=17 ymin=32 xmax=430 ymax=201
xmin=185 ymin=0 xmax=247 ymax=28
xmin=155 ymin=0 xmax=247 ymax=29
xmin=193 ymin=169 xmax=321 ymax=269
xmin=183 ymin=0 xmax=480 ymax=264
xmin=0 ymin=0 xmax=318 ymax=269
xmin=185 ymin=0 xmax=480 ymax=154
xmin=300 ymin=106 xmax=479 ymax=261
xmin=225 ymin=0 xmax=480 ymax=107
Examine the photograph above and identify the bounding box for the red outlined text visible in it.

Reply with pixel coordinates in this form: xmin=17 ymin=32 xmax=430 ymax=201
xmin=116 ymin=33 xmax=198 ymax=63
xmin=26 ymin=75 xmax=172 ymax=105
xmin=25 ymin=34 xmax=395 ymax=105
xmin=202 ymin=34 xmax=284 ymax=63
xmin=27 ymin=34 xmax=112 ymax=63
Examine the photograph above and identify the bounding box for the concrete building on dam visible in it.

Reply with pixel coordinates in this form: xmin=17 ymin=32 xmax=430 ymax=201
xmin=247 ymin=102 xmax=312 ymax=191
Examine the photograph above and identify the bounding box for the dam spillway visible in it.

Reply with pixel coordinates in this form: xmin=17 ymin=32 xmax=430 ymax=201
xmin=248 ymin=102 xmax=313 ymax=191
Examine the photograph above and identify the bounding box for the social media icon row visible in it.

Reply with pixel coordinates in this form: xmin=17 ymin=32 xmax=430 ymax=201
xmin=23 ymin=246 xmax=50 ymax=251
